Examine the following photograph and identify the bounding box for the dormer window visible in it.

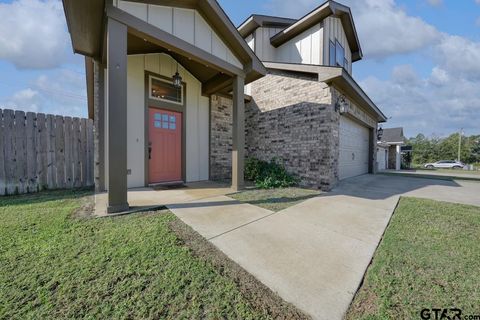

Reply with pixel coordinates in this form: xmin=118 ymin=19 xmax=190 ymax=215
xmin=335 ymin=40 xmax=345 ymax=67
xmin=329 ymin=39 xmax=349 ymax=70
xmin=329 ymin=40 xmax=336 ymax=66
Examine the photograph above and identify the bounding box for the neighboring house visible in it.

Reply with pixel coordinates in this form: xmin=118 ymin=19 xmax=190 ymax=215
xmin=377 ymin=127 xmax=406 ymax=171
xmin=62 ymin=0 xmax=387 ymax=213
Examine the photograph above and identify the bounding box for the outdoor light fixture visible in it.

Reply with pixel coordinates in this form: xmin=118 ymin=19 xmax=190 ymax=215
xmin=377 ymin=127 xmax=384 ymax=141
xmin=335 ymin=94 xmax=348 ymax=114
xmin=172 ymin=62 xmax=182 ymax=88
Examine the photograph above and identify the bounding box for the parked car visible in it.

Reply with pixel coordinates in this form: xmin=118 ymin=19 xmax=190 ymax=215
xmin=424 ymin=160 xmax=465 ymax=169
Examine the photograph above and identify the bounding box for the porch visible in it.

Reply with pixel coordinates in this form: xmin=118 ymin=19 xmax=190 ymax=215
xmin=63 ymin=0 xmax=266 ymax=213
xmin=94 ymin=181 xmax=234 ymax=217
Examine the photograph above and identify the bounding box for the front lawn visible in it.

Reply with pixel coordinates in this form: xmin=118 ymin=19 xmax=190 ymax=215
xmin=346 ymin=197 xmax=480 ymax=319
xmin=0 ymin=190 xmax=304 ymax=319
xmin=228 ymin=187 xmax=321 ymax=212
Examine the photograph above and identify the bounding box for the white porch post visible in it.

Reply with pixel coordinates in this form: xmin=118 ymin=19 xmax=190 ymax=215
xmin=231 ymin=75 xmax=245 ymax=190
xmin=396 ymin=145 xmax=401 ymax=171
xmin=107 ymin=17 xmax=129 ymax=213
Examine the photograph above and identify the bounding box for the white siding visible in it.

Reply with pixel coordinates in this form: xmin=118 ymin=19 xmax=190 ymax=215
xmin=105 ymin=53 xmax=210 ymax=188
xmin=115 ymin=1 xmax=243 ymax=69
xmin=245 ymin=34 xmax=254 ymax=51
xmin=323 ymin=16 xmax=352 ymax=74
xmin=276 ymin=24 xmax=322 ymax=65
xmin=254 ymin=27 xmax=281 ymax=62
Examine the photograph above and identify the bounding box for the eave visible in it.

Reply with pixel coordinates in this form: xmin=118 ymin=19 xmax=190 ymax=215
xmin=270 ymin=0 xmax=363 ymax=62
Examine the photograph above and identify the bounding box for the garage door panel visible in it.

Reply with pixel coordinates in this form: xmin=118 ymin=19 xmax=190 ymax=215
xmin=339 ymin=117 xmax=370 ymax=180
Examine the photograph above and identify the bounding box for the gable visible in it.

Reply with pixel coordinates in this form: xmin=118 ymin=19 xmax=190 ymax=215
xmin=114 ymin=0 xmax=243 ymax=69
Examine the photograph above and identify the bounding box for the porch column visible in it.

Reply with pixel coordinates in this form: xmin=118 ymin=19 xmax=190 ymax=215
xmin=396 ymin=145 xmax=401 ymax=171
xmin=231 ymin=75 xmax=245 ymax=190
xmin=93 ymin=60 xmax=105 ymax=192
xmin=107 ymin=18 xmax=129 ymax=213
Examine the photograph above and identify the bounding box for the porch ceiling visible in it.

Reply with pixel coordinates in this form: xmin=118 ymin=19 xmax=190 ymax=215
xmin=127 ymin=33 xmax=218 ymax=84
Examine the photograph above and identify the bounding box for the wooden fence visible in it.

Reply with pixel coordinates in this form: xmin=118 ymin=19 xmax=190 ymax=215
xmin=0 ymin=109 xmax=94 ymax=195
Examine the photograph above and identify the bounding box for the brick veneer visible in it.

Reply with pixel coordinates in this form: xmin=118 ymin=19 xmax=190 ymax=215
xmin=210 ymin=70 xmax=342 ymax=190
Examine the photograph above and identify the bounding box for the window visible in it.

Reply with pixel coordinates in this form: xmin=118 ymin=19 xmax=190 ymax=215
xmin=149 ymin=76 xmax=183 ymax=105
xmin=335 ymin=40 xmax=345 ymax=67
xmin=153 ymin=112 xmax=177 ymax=130
xmin=329 ymin=40 xmax=336 ymax=66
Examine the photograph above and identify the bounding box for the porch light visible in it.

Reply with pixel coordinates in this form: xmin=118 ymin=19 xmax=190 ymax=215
xmin=377 ymin=127 xmax=384 ymax=141
xmin=172 ymin=62 xmax=182 ymax=88
xmin=335 ymin=94 xmax=348 ymax=114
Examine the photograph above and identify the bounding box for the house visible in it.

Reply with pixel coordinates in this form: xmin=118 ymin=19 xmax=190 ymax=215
xmin=63 ymin=0 xmax=387 ymax=213
xmin=377 ymin=127 xmax=406 ymax=171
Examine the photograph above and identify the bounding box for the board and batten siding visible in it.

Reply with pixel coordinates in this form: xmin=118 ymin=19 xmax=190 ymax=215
xmin=276 ymin=23 xmax=323 ymax=65
xmin=106 ymin=53 xmax=209 ymax=189
xmin=323 ymin=16 xmax=352 ymax=74
xmin=114 ymin=1 xmax=243 ymax=69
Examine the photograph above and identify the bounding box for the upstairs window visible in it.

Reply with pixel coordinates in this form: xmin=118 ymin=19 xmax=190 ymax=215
xmin=335 ymin=40 xmax=345 ymax=67
xmin=329 ymin=41 xmax=336 ymax=66
xmin=149 ymin=76 xmax=183 ymax=105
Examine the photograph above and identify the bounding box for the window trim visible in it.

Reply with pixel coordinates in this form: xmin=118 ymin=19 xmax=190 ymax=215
xmin=335 ymin=40 xmax=345 ymax=68
xmin=329 ymin=40 xmax=336 ymax=66
xmin=148 ymin=75 xmax=184 ymax=106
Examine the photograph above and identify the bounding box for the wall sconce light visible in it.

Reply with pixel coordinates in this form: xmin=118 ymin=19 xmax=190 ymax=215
xmin=377 ymin=127 xmax=384 ymax=141
xmin=335 ymin=94 xmax=348 ymax=114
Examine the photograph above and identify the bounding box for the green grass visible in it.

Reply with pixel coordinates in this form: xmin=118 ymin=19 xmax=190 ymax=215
xmin=346 ymin=197 xmax=480 ymax=320
xmin=0 ymin=190 xmax=276 ymax=319
xmin=228 ymin=187 xmax=321 ymax=212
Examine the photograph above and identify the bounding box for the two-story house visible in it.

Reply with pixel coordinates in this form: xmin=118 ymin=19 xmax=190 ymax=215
xmin=63 ymin=0 xmax=386 ymax=213
xmin=210 ymin=1 xmax=387 ymax=189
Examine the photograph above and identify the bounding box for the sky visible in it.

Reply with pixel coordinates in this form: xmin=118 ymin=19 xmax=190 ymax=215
xmin=0 ymin=0 xmax=479 ymax=138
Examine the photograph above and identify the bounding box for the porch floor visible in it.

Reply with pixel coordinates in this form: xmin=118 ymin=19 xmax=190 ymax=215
xmin=94 ymin=181 xmax=234 ymax=217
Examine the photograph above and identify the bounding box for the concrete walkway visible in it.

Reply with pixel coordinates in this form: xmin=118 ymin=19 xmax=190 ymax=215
xmin=169 ymin=175 xmax=480 ymax=319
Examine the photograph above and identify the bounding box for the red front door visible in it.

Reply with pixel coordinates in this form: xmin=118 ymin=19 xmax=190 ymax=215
xmin=148 ymin=108 xmax=182 ymax=184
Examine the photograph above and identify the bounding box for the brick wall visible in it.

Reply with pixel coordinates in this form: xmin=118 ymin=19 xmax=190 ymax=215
xmin=210 ymin=70 xmax=341 ymax=190
xmin=210 ymin=95 xmax=233 ymax=181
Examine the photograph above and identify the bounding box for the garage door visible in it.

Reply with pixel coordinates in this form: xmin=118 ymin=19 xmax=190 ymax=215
xmin=339 ymin=116 xmax=370 ymax=180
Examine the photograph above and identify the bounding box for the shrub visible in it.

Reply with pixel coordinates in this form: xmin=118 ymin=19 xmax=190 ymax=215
xmin=245 ymin=157 xmax=297 ymax=189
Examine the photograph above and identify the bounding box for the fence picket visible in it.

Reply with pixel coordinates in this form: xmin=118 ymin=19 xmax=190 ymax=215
xmin=64 ymin=117 xmax=73 ymax=188
xmin=36 ymin=114 xmax=47 ymax=190
xmin=72 ymin=118 xmax=81 ymax=188
xmin=26 ymin=112 xmax=37 ymax=193
xmin=46 ymin=115 xmax=56 ymax=189
xmin=80 ymin=119 xmax=87 ymax=185
xmin=4 ymin=110 xmax=15 ymax=194
xmin=14 ymin=111 xmax=27 ymax=194
xmin=55 ymin=116 xmax=65 ymax=189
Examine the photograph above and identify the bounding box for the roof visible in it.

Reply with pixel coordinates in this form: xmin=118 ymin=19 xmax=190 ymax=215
xmin=380 ymin=128 xmax=405 ymax=144
xmin=63 ymin=0 xmax=265 ymax=79
xmin=237 ymin=14 xmax=297 ymax=38
xmin=270 ymin=0 xmax=363 ymax=62
xmin=263 ymin=62 xmax=387 ymax=123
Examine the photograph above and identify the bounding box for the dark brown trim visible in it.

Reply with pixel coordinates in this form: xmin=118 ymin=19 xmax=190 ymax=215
xmin=107 ymin=17 xmax=129 ymax=213
xmin=269 ymin=0 xmax=362 ymax=61
xmin=144 ymin=71 xmax=187 ymax=186
xmin=106 ymin=6 xmax=245 ymax=77
xmin=237 ymin=14 xmax=297 ymax=38
xmin=231 ymin=75 xmax=245 ymax=190
xmin=85 ymin=57 xmax=95 ymax=119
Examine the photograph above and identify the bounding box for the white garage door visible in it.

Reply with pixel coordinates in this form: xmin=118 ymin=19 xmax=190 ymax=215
xmin=339 ymin=116 xmax=370 ymax=180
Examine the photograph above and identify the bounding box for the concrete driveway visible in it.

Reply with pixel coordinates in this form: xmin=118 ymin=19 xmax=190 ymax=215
xmin=170 ymin=175 xmax=480 ymax=320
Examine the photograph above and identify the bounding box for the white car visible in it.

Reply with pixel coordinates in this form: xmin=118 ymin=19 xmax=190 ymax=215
xmin=424 ymin=160 xmax=465 ymax=169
